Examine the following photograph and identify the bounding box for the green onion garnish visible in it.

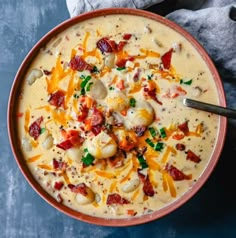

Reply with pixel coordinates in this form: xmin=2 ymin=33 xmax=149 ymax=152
xmin=180 ymin=79 xmax=192 ymax=85
xmin=109 ymin=86 xmax=115 ymax=90
xmin=137 ymin=155 xmax=148 ymax=169
xmin=82 ymin=151 xmax=95 ymax=166
xmin=149 ymin=127 xmax=157 ymax=138
xmin=145 ymin=138 xmax=155 ymax=148
xmin=147 ymin=74 xmax=153 ymax=80
xmin=80 ymin=75 xmax=91 ymax=89
xmin=160 ymin=127 xmax=167 ymax=138
xmin=92 ymin=66 xmax=99 ymax=73
xmin=40 ymin=128 xmax=46 ymax=134
xmin=129 ymin=98 xmax=136 ymax=107
xmin=116 ymin=67 xmax=126 ymax=71
xmin=154 ymin=142 xmax=164 ymax=151
xmin=86 ymin=82 xmax=93 ymax=92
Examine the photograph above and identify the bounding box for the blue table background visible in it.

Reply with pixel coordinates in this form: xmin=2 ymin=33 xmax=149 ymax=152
xmin=1 ymin=1 xmax=235 ymax=237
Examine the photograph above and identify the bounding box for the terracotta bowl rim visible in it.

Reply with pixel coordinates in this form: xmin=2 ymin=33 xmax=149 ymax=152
xmin=8 ymin=7 xmax=227 ymax=227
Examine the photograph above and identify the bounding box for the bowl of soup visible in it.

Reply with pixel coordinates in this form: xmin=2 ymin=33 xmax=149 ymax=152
xmin=8 ymin=8 xmax=227 ymax=226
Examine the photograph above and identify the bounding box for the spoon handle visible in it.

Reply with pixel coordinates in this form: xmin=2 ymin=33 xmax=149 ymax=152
xmin=183 ymin=98 xmax=236 ymax=119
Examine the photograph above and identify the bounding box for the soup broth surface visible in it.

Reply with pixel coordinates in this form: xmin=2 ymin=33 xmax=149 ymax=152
xmin=17 ymin=14 xmax=219 ymax=218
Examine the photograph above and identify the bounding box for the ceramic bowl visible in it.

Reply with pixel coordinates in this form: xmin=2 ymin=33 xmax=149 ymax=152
xmin=8 ymin=8 xmax=227 ymax=226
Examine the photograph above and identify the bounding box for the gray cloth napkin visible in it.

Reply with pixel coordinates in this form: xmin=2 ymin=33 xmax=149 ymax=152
xmin=66 ymin=0 xmax=236 ymax=108
xmin=66 ymin=0 xmax=164 ymax=17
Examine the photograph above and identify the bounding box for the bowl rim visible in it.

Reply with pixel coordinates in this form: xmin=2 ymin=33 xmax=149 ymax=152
xmin=7 ymin=7 xmax=227 ymax=227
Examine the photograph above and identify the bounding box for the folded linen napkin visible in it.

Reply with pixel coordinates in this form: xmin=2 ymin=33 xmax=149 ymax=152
xmin=66 ymin=0 xmax=236 ymax=108
xmin=66 ymin=0 xmax=164 ymax=17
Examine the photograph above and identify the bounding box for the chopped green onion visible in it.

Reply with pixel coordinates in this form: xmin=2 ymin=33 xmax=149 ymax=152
xmin=40 ymin=128 xmax=46 ymax=134
xmin=80 ymin=75 xmax=91 ymax=89
xmin=154 ymin=142 xmax=164 ymax=151
xmin=84 ymin=148 xmax=88 ymax=152
xmin=82 ymin=152 xmax=95 ymax=166
xmin=180 ymin=79 xmax=192 ymax=85
xmin=129 ymin=98 xmax=136 ymax=107
xmin=91 ymin=66 xmax=99 ymax=73
xmin=116 ymin=67 xmax=126 ymax=71
xmin=137 ymin=155 xmax=148 ymax=169
xmin=73 ymin=94 xmax=79 ymax=99
xmin=80 ymin=75 xmax=86 ymax=80
xmin=85 ymin=82 xmax=93 ymax=92
xmin=147 ymin=74 xmax=153 ymax=80
xmin=109 ymin=86 xmax=115 ymax=90
xmin=149 ymin=127 xmax=157 ymax=138
xmin=160 ymin=127 xmax=167 ymax=138
xmin=145 ymin=138 xmax=155 ymax=148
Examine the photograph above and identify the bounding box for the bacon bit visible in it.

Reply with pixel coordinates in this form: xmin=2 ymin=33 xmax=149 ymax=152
xmin=43 ymin=70 xmax=51 ymax=75
xmin=120 ymin=109 xmax=127 ymax=116
xmin=127 ymin=209 xmax=137 ymax=216
xmin=90 ymin=108 xmax=104 ymax=126
xmin=123 ymin=34 xmax=132 ymax=40
xmin=96 ymin=37 xmax=115 ymax=53
xmin=137 ymin=169 xmax=146 ymax=183
xmin=165 ymin=164 xmax=192 ymax=181
xmin=77 ymin=107 xmax=89 ymax=122
xmin=29 ymin=116 xmax=43 ymax=140
xmin=68 ymin=183 xmax=88 ymax=196
xmin=133 ymin=68 xmax=141 ymax=82
xmin=186 ymin=149 xmax=201 ymax=163
xmin=164 ymin=86 xmax=187 ymax=98
xmin=116 ymin=57 xmax=134 ymax=68
xmin=69 ymin=55 xmax=93 ymax=72
xmin=56 ymin=139 xmax=73 ymax=150
xmin=178 ymin=121 xmax=189 ymax=135
xmin=108 ymin=156 xmax=124 ymax=168
xmin=106 ymin=193 xmax=130 ymax=205
xmin=54 ymin=181 xmax=64 ymax=190
xmin=172 ymin=132 xmax=185 ymax=140
xmin=57 ymin=194 xmax=63 ymax=203
xmin=176 ymin=143 xmax=186 ymax=151
xmin=91 ymin=125 xmax=102 ymax=135
xmin=161 ymin=48 xmax=173 ymax=69
xmin=117 ymin=41 xmax=127 ymax=51
xmin=116 ymin=79 xmax=125 ymax=90
xmin=52 ymin=158 xmax=67 ymax=170
xmin=119 ymin=135 xmax=137 ymax=152
xmin=143 ymin=175 xmax=155 ymax=197
xmin=143 ymin=87 xmax=162 ymax=105
xmin=48 ymin=90 xmax=65 ymax=108
xmin=16 ymin=112 xmax=24 ymax=118
xmin=134 ymin=125 xmax=146 ymax=137
xmin=137 ymin=170 xmax=155 ymax=197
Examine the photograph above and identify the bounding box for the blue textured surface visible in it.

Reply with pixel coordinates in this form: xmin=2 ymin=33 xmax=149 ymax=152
xmin=1 ymin=1 xmax=236 ymax=237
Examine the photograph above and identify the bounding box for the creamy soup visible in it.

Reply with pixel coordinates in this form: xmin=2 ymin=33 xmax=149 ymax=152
xmin=17 ymin=14 xmax=219 ymax=218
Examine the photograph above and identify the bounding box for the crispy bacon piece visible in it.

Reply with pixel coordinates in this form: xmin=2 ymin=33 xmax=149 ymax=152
xmin=106 ymin=193 xmax=130 ymax=205
xmin=56 ymin=139 xmax=73 ymax=150
xmin=97 ymin=37 xmax=116 ymax=53
xmin=123 ymin=34 xmax=132 ymax=40
xmin=178 ymin=121 xmax=189 ymax=135
xmin=116 ymin=56 xmax=134 ymax=68
xmin=143 ymin=87 xmax=162 ymax=105
xmin=54 ymin=181 xmax=64 ymax=190
xmin=58 ymin=130 xmax=84 ymax=149
xmin=143 ymin=176 xmax=155 ymax=197
xmin=134 ymin=125 xmax=146 ymax=137
xmin=77 ymin=107 xmax=89 ymax=122
xmin=176 ymin=143 xmax=186 ymax=151
xmin=69 ymin=55 xmax=93 ymax=71
xmin=117 ymin=41 xmax=127 ymax=51
xmin=53 ymin=158 xmax=67 ymax=170
xmin=68 ymin=183 xmax=88 ymax=196
xmin=29 ymin=116 xmax=43 ymax=140
xmin=91 ymin=125 xmax=102 ymax=136
xmin=161 ymin=48 xmax=173 ymax=69
xmin=91 ymin=108 xmax=104 ymax=126
xmin=165 ymin=164 xmax=192 ymax=181
xmin=186 ymin=149 xmax=201 ymax=163
xmin=137 ymin=170 xmax=155 ymax=197
xmin=48 ymin=90 xmax=65 ymax=108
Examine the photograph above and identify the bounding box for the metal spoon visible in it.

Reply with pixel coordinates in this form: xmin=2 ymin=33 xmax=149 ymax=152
xmin=183 ymin=98 xmax=236 ymax=119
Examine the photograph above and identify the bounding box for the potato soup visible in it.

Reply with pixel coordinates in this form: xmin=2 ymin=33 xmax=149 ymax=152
xmin=17 ymin=14 xmax=220 ymax=218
